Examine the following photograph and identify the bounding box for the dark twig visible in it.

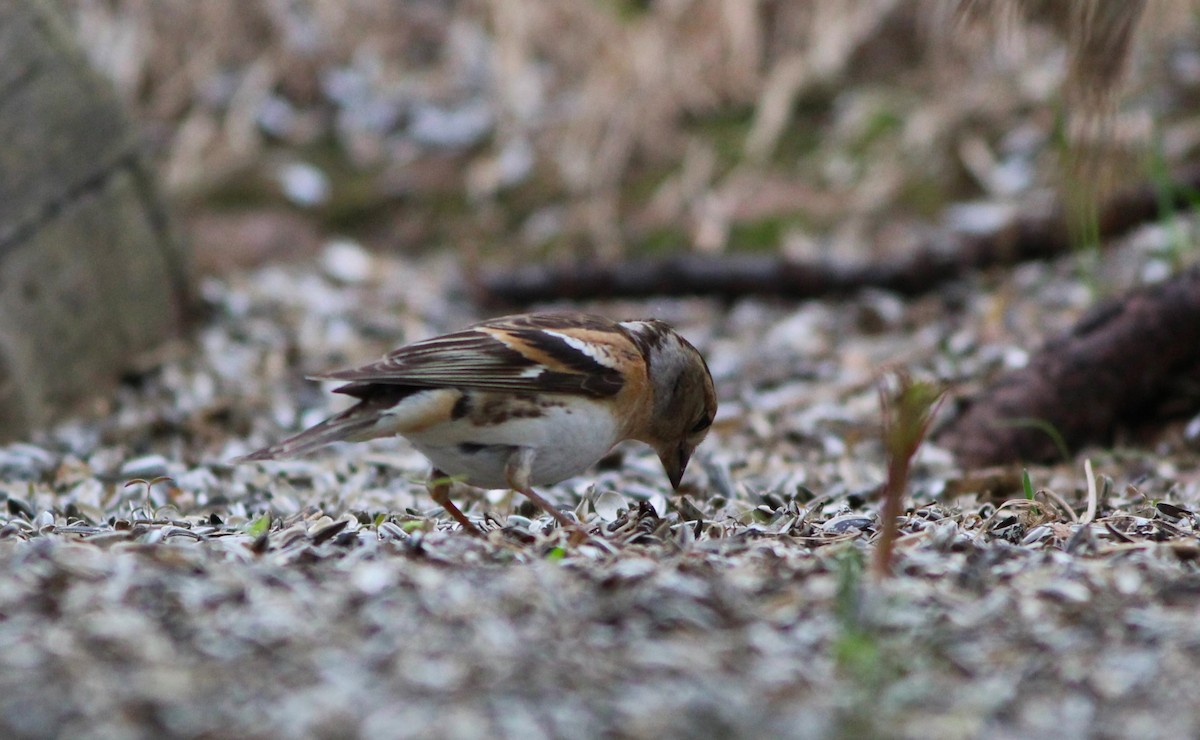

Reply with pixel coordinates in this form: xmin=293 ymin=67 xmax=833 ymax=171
xmin=475 ymin=164 xmax=1200 ymax=306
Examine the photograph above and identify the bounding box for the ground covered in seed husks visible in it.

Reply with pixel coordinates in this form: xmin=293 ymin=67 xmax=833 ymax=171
xmin=9 ymin=2 xmax=1200 ymax=738
xmin=2 ymin=233 xmax=1200 ymax=738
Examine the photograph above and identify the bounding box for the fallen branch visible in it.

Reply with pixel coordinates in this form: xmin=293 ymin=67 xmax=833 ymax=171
xmin=936 ymin=264 xmax=1200 ymax=466
xmin=475 ymin=164 xmax=1200 ymax=306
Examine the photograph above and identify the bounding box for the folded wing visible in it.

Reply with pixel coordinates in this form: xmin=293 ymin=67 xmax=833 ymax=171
xmin=313 ymin=313 xmax=634 ymax=399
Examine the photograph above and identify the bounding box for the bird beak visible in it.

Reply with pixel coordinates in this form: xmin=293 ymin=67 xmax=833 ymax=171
xmin=660 ymin=444 xmax=690 ymax=490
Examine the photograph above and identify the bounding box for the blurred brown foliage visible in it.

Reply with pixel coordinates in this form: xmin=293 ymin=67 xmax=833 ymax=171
xmin=56 ymin=1 xmax=1200 ymax=261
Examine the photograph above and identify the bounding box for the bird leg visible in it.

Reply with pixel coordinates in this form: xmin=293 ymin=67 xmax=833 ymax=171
xmin=428 ymin=468 xmax=483 ymax=536
xmin=505 ymin=448 xmax=590 ymax=542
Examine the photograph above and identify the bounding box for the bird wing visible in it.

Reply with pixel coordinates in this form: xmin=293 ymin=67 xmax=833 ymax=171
xmin=311 ymin=313 xmax=638 ymax=399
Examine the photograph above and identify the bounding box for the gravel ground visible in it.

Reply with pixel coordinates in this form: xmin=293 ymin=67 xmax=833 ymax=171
xmin=3 ymin=238 xmax=1200 ymax=739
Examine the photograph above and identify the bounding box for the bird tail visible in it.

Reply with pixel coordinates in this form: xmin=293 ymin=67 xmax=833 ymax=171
xmin=236 ymin=403 xmax=385 ymax=462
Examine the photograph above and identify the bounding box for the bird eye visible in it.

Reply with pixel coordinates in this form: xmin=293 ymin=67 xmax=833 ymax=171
xmin=690 ymin=414 xmax=713 ymax=434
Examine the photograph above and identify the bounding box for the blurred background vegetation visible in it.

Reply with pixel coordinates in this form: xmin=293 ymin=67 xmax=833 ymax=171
xmin=55 ymin=1 xmax=1197 ymax=274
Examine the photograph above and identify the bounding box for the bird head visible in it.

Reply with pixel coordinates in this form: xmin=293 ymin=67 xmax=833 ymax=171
xmin=625 ymin=321 xmax=717 ymax=489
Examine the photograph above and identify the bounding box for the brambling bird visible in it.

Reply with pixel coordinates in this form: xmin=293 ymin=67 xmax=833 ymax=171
xmin=240 ymin=312 xmax=717 ymax=536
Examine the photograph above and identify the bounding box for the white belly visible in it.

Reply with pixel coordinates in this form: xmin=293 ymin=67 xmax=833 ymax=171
xmin=403 ymin=396 xmax=619 ymax=489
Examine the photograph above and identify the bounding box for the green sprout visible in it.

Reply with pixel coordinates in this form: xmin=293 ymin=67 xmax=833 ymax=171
xmin=874 ymin=371 xmax=945 ymax=579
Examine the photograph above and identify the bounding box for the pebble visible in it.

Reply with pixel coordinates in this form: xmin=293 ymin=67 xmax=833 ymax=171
xmin=320 ymin=239 xmax=374 ymax=284
xmin=119 ymin=455 xmax=171 ymax=480
xmin=0 ymin=443 xmax=56 ymax=479
xmin=276 ymin=161 xmax=330 ymax=207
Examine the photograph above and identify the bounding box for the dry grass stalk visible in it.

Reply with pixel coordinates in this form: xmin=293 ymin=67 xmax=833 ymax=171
xmin=955 ymin=0 xmax=1152 ymax=219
